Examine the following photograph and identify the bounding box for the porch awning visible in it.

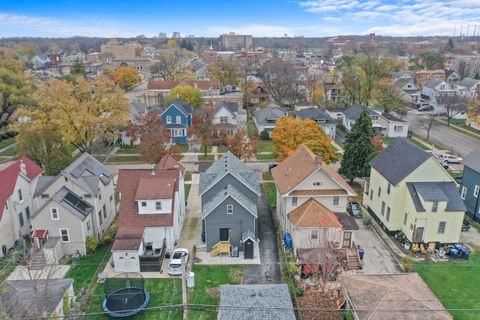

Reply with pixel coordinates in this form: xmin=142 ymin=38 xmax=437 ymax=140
xmin=32 ymin=229 xmax=48 ymax=238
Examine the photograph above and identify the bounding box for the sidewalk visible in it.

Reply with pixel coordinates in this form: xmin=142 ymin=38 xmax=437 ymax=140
xmin=436 ymin=119 xmax=480 ymax=139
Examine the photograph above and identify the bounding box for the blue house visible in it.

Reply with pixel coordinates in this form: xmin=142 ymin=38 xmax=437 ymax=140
xmin=161 ymin=98 xmax=193 ymax=144
xmin=460 ymin=150 xmax=480 ymax=221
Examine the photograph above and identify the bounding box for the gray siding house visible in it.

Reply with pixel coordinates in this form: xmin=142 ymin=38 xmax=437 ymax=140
xmin=460 ymin=150 xmax=480 ymax=221
xmin=295 ymin=107 xmax=337 ymax=139
xmin=200 ymin=152 xmax=260 ymax=257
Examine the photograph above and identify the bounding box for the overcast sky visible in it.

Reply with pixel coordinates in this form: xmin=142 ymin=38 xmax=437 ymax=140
xmin=1 ymin=0 xmax=480 ymax=38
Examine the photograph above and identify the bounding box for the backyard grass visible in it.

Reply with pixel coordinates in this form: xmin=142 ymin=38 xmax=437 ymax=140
xmin=177 ymin=144 xmax=189 ymax=153
xmin=257 ymin=140 xmax=273 ymax=153
xmin=0 ymin=145 xmax=16 ymax=156
xmin=116 ymin=145 xmax=141 ymax=154
xmin=255 ymin=153 xmax=277 ymax=160
xmin=247 ymin=120 xmax=258 ymax=139
xmin=0 ymin=137 xmax=16 ymax=150
xmin=198 ymin=154 xmax=214 ymax=161
xmin=262 ymin=182 xmax=277 ymax=209
xmin=200 ymin=145 xmax=212 ymax=154
xmin=448 ymin=170 xmax=463 ymax=179
xmin=87 ymin=278 xmax=182 ymax=320
xmin=188 ymin=265 xmax=244 ymax=320
xmin=185 ymin=184 xmax=191 ymax=203
xmin=449 ymin=119 xmax=480 ymax=135
xmin=384 ymin=137 xmax=430 ymax=150
xmin=66 ymin=242 xmax=112 ymax=293
xmin=217 ymin=145 xmax=228 ymax=153
xmin=415 ymin=254 xmax=480 ymax=320
xmin=184 ymin=173 xmax=192 ymax=181
xmin=108 ymin=155 xmax=143 ymax=163
xmin=262 ymin=171 xmax=273 ymax=181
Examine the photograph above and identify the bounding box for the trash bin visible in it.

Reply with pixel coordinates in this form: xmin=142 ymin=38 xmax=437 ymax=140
xmin=358 ymin=247 xmax=365 ymax=260
xmin=461 ymin=248 xmax=470 ymax=260
xmin=187 ymin=272 xmax=195 ymax=288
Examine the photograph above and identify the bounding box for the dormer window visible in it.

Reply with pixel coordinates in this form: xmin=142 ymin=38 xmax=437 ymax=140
xmin=155 ymin=202 xmax=162 ymax=210
xmin=141 ymin=202 xmax=147 ymax=207
xmin=432 ymin=201 xmax=438 ymax=212
xmin=313 ymin=181 xmax=323 ymax=187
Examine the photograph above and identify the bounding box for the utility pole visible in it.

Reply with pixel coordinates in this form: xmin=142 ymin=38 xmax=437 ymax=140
xmin=181 ymin=256 xmax=187 ymax=320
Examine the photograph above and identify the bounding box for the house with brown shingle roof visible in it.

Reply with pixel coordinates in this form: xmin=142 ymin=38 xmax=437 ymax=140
xmin=112 ymin=155 xmax=186 ymax=273
xmin=271 ymin=145 xmax=357 ymax=253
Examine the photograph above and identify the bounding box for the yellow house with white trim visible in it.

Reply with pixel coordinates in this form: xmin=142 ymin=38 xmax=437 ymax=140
xmin=363 ymin=138 xmax=465 ymax=245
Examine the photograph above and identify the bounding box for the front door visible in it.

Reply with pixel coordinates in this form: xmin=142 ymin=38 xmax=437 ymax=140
xmin=413 ymin=227 xmax=424 ymax=242
xmin=219 ymin=228 xmax=230 ymax=241
xmin=343 ymin=232 xmax=352 ymax=248
xmin=244 ymin=239 xmax=254 ymax=259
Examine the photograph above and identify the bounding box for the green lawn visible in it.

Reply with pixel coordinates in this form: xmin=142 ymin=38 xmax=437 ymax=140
xmin=66 ymin=242 xmax=112 ymax=294
xmin=247 ymin=120 xmax=258 ymax=139
xmin=117 ymin=145 xmax=141 ymax=154
xmin=0 ymin=145 xmax=16 ymax=156
xmin=185 ymin=184 xmax=191 ymax=204
xmin=262 ymin=171 xmax=273 ymax=181
xmin=257 ymin=140 xmax=273 ymax=153
xmin=448 ymin=170 xmax=463 ymax=178
xmin=384 ymin=137 xmax=430 ymax=150
xmin=108 ymin=155 xmax=143 ymax=163
xmin=415 ymin=254 xmax=480 ymax=320
xmin=87 ymin=278 xmax=182 ymax=319
xmin=450 ymin=119 xmax=466 ymax=126
xmin=200 ymin=145 xmax=212 ymax=154
xmin=217 ymin=145 xmax=228 ymax=153
xmin=188 ymin=265 xmax=244 ymax=319
xmin=198 ymin=154 xmax=214 ymax=161
xmin=177 ymin=144 xmax=189 ymax=153
xmin=184 ymin=173 xmax=192 ymax=181
xmin=255 ymin=153 xmax=277 ymax=160
xmin=262 ymin=182 xmax=277 ymax=209
xmin=0 ymin=137 xmax=16 ymax=150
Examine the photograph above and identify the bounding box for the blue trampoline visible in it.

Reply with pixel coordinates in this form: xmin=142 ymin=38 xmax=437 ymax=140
xmin=103 ymin=273 xmax=150 ymax=318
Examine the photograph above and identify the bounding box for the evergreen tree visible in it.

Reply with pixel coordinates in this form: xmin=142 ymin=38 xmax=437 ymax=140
xmin=339 ymin=109 xmax=375 ymax=182
xmin=71 ymin=58 xmax=86 ymax=75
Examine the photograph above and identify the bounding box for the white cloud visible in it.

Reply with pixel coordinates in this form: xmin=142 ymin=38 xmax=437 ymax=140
xmin=0 ymin=12 xmax=139 ymax=37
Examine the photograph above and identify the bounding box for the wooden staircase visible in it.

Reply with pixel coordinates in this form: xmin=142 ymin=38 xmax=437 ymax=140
xmin=211 ymin=241 xmax=231 ymax=257
xmin=345 ymin=244 xmax=361 ymax=270
xmin=29 ymin=249 xmax=46 ymax=270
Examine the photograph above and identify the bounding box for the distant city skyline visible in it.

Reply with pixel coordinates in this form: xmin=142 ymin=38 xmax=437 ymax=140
xmin=1 ymin=0 xmax=480 ymax=38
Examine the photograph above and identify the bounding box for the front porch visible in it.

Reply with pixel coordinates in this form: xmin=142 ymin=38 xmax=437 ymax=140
xmin=195 ymin=241 xmax=261 ymax=265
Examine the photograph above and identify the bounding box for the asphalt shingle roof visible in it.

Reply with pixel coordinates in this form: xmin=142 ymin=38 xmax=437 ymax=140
xmin=218 ymin=284 xmax=295 ymax=320
xmin=464 ymin=150 xmax=480 ymax=173
xmin=214 ymin=101 xmax=239 ymax=115
xmin=459 ymin=77 xmax=480 ymax=89
xmin=406 ymin=182 xmax=466 ymax=212
xmin=423 ymin=79 xmax=445 ymax=89
xmin=168 ymin=98 xmax=193 ymax=115
xmin=254 ymin=107 xmax=287 ymax=125
xmin=369 ymin=138 xmax=431 ymax=185
xmin=295 ymin=107 xmax=336 ymax=124
xmin=343 ymin=105 xmax=378 ymax=121
xmin=203 ymin=184 xmax=257 ymax=218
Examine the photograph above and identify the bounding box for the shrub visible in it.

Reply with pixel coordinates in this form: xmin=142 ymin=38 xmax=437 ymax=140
xmin=401 ymin=255 xmax=414 ymax=272
xmin=102 ymin=219 xmax=118 ymax=242
xmin=85 ymin=236 xmax=99 ymax=254
xmin=295 ymin=286 xmax=304 ymax=297
xmin=259 ymin=130 xmax=270 ymax=141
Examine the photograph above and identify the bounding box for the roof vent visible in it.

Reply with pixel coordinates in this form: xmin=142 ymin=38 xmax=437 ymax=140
xmin=19 ymin=159 xmax=27 ymax=176
xmin=151 ymin=165 xmax=155 ymax=176
xmin=315 ymin=155 xmax=322 ymax=166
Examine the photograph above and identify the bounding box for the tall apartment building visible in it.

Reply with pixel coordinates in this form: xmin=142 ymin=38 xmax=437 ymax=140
xmin=414 ymin=70 xmax=445 ymax=87
xmin=100 ymin=40 xmax=142 ymax=59
xmin=220 ymin=32 xmax=253 ymax=51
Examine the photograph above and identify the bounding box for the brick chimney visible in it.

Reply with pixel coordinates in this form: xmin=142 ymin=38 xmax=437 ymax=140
xmin=315 ymin=155 xmax=322 ymax=166
xmin=19 ymin=159 xmax=27 ymax=176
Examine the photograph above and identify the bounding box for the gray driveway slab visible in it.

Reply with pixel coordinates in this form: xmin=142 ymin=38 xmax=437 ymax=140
xmin=243 ymin=190 xmax=281 ymax=284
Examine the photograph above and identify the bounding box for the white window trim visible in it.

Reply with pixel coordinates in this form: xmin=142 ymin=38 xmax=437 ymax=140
xmin=311 ymin=229 xmax=318 ymax=240
xmin=51 ymin=208 xmax=59 ymax=220
xmin=176 ymin=116 xmax=181 ymax=124
xmin=155 ymin=201 xmax=162 ymax=210
xmin=461 ymin=186 xmax=467 ymax=200
xmin=333 ymin=196 xmax=340 ymax=206
xmin=59 ymin=228 xmax=70 ymax=243
xmin=292 ymin=197 xmax=298 ymax=207
xmin=227 ymin=204 xmax=233 ymax=214
xmin=474 ymin=185 xmax=479 ymax=198
xmin=313 ymin=181 xmax=323 ymax=186
xmin=166 ymin=116 xmax=172 ymax=124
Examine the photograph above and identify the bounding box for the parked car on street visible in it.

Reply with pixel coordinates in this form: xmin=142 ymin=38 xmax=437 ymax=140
xmin=347 ymin=201 xmax=363 ymax=218
xmin=440 ymin=154 xmax=463 ymax=164
xmin=168 ymin=248 xmax=189 ymax=276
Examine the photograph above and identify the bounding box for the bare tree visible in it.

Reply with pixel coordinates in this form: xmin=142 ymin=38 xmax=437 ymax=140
xmin=438 ymin=93 xmax=467 ymax=125
xmin=263 ymin=57 xmax=302 ymax=109
xmin=238 ymin=56 xmax=256 ymax=109
xmin=153 ymin=49 xmax=189 ymax=81
xmin=419 ymin=114 xmax=437 ymax=141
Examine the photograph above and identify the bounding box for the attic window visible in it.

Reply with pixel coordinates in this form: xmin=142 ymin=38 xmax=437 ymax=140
xmin=141 ymin=201 xmax=147 ymax=207
xmin=313 ymin=181 xmax=323 ymax=187
xmin=41 ymin=194 xmax=49 ymax=199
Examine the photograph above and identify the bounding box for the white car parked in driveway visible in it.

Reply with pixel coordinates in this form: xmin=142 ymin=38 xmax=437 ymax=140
xmin=168 ymin=248 xmax=189 ymax=276
xmin=440 ymin=154 xmax=463 ymax=164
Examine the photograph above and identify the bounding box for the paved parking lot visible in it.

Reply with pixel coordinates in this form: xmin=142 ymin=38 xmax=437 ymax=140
xmin=353 ymin=221 xmax=401 ymax=274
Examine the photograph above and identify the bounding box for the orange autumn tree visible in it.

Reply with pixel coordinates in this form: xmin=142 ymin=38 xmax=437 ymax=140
xmin=272 ymin=116 xmax=339 ymax=163
xmin=114 ymin=66 xmax=141 ymax=90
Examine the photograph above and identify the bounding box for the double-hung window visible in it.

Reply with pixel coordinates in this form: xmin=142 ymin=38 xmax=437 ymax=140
xmin=461 ymin=186 xmax=467 ymax=200
xmin=292 ymin=197 xmax=298 ymax=207
xmin=156 ymin=201 xmax=162 ymax=210
xmin=474 ymin=185 xmax=480 ymax=198
xmin=227 ymin=204 xmax=233 ymax=214
xmin=60 ymin=228 xmax=70 ymax=242
xmin=176 ymin=116 xmax=181 ymax=124
xmin=166 ymin=116 xmax=172 ymax=124
xmin=51 ymin=208 xmax=59 ymax=220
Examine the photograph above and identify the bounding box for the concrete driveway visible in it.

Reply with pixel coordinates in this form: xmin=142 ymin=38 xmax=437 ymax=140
xmin=461 ymin=226 xmax=480 ymax=249
xmin=353 ymin=221 xmax=401 ymax=274
xmin=243 ymin=189 xmax=281 ymax=284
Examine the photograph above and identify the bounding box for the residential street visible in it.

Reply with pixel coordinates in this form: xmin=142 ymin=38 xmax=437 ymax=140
xmin=405 ymin=111 xmax=480 ymax=157
xmin=243 ymin=189 xmax=281 ymax=284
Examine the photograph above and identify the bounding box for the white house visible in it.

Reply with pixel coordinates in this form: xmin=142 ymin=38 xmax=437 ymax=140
xmin=211 ymin=101 xmax=246 ymax=136
xmin=456 ymin=77 xmax=480 ymax=102
xmin=112 ymin=155 xmax=186 ymax=273
xmin=422 ymin=80 xmax=454 ymax=101
xmin=378 ymin=113 xmax=409 ymax=138
xmin=342 ymin=105 xmax=382 ymax=133
xmin=0 ymin=158 xmax=43 ymax=257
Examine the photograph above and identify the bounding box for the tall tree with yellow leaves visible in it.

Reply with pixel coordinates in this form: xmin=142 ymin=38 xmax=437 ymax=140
xmin=272 ymin=116 xmax=338 ymax=163
xmin=165 ymin=85 xmax=203 ymax=109
xmin=16 ymin=76 xmax=129 ymax=153
xmin=114 ymin=66 xmax=141 ymax=90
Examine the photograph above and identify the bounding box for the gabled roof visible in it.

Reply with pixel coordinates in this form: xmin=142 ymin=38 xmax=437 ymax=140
xmin=343 ymin=105 xmax=379 ymax=121
xmin=295 ymin=107 xmax=336 ymax=124
xmin=135 ymin=177 xmax=176 ymax=201
xmin=289 ymin=198 xmax=343 ymax=228
xmin=200 ymin=152 xmax=260 ymax=196
xmin=203 ymin=184 xmax=257 ymax=218
xmin=464 ymin=150 xmax=480 ymax=173
xmin=156 ymin=154 xmax=186 ymax=175
xmin=423 ymin=79 xmax=446 ymax=89
xmin=213 ymin=101 xmax=239 ymax=115
xmin=382 ymin=113 xmax=405 ymax=123
xmin=253 ymin=107 xmax=287 ymax=125
xmin=369 ymin=138 xmax=431 ymax=185
xmin=163 ymin=98 xmax=193 ymax=116
xmin=33 ymin=187 xmax=93 ymax=221
xmin=406 ymin=182 xmax=466 ymax=212
xmin=0 ymin=157 xmax=43 ymax=220
xmin=272 ymin=145 xmax=355 ymax=196
xmin=340 ymin=274 xmax=452 ymax=320
xmin=147 ymin=79 xmax=219 ymax=91
xmin=459 ymin=77 xmax=480 ymax=89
